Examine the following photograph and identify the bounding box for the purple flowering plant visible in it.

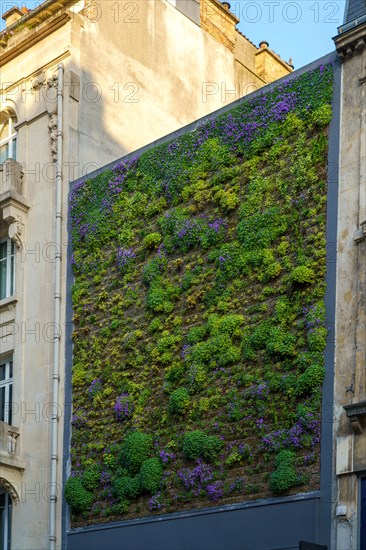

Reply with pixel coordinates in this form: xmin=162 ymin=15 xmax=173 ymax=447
xmin=68 ymin=63 xmax=333 ymax=520
xmin=87 ymin=379 xmax=102 ymax=400
xmin=116 ymin=247 xmax=136 ymax=272
xmin=114 ymin=393 xmax=134 ymax=421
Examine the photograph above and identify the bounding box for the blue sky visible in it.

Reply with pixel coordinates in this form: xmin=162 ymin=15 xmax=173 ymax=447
xmin=1 ymin=0 xmax=346 ymax=68
xmin=234 ymin=0 xmax=346 ymax=68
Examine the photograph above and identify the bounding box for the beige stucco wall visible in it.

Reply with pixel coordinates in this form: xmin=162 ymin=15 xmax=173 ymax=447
xmin=0 ymin=1 xmax=291 ymax=548
xmin=77 ymin=0 xmax=270 ymax=170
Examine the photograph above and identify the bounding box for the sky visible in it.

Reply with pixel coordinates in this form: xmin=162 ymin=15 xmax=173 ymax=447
xmin=0 ymin=0 xmax=347 ymax=69
xmin=234 ymin=0 xmax=346 ymax=69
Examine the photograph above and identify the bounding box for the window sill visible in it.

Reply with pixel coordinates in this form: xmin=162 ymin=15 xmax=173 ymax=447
xmin=0 ymin=450 xmax=25 ymax=471
xmin=0 ymin=295 xmax=17 ymax=310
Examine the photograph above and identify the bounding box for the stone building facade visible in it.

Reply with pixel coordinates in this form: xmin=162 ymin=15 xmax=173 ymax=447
xmin=0 ymin=1 xmax=291 ymax=549
xmin=333 ymin=3 xmax=366 ymax=548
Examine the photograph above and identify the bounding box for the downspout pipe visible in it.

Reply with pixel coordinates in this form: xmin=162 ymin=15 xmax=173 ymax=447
xmin=50 ymin=63 xmax=63 ymax=550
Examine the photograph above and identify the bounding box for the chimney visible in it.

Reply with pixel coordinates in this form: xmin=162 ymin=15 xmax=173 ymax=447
xmin=259 ymin=41 xmax=269 ymax=49
xmin=2 ymin=6 xmax=24 ymax=27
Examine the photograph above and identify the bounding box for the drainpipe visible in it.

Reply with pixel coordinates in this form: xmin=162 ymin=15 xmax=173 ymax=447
xmin=49 ymin=63 xmax=63 ymax=550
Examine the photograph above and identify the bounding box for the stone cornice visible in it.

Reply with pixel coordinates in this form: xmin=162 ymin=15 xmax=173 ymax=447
xmin=0 ymin=0 xmax=76 ymax=38
xmin=333 ymin=21 xmax=366 ymax=62
xmin=0 ymin=13 xmax=71 ymax=68
xmin=344 ymin=401 xmax=366 ymax=433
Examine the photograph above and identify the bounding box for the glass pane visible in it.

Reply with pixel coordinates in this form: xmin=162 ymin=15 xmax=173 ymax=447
xmin=0 ymin=144 xmax=8 ymax=164
xmin=12 ymin=137 xmax=16 ymax=160
xmin=8 ymin=384 xmax=12 ymax=425
xmin=0 ymin=386 xmax=4 ymax=422
xmin=0 ymin=257 xmax=6 ymax=300
xmin=0 ymin=505 xmax=4 ymax=550
xmin=7 ymin=499 xmax=11 ymax=550
xmin=0 ymin=365 xmax=5 ymax=382
xmin=10 ymin=255 xmax=14 ymax=296
xmin=0 ymin=242 xmax=5 ymax=261
xmin=8 ymin=362 xmax=13 ymax=378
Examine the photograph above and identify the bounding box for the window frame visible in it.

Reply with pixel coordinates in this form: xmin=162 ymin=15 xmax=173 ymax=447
xmin=0 ymin=238 xmax=15 ymax=301
xmin=0 ymin=358 xmax=13 ymax=426
xmin=0 ymin=111 xmax=17 ymax=163
xmin=360 ymin=476 xmax=366 ymax=549
xmin=0 ymin=488 xmax=12 ymax=550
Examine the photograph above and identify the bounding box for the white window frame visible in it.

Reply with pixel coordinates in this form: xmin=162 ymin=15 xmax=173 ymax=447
xmin=0 ymin=359 xmax=13 ymax=426
xmin=0 ymin=112 xmax=17 ymax=163
xmin=0 ymin=238 xmax=15 ymax=301
xmin=0 ymin=487 xmax=12 ymax=550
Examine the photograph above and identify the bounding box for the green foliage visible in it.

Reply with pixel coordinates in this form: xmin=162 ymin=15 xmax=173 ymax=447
xmin=290 ymin=266 xmax=315 ymax=284
xmin=139 ymin=458 xmax=163 ymax=493
xmin=187 ymin=325 xmax=208 ymax=344
xmin=143 ymin=232 xmax=162 ymax=249
xmin=188 ymin=334 xmax=240 ymax=367
xmin=237 ymin=207 xmax=288 ymax=251
xmin=165 ymin=363 xmax=186 ymax=386
xmin=112 ymin=476 xmax=141 ymax=500
xmin=82 ymin=464 xmax=101 ymax=491
xmin=307 ymin=326 xmax=327 ymax=352
xmin=143 ymin=257 xmax=167 ymax=286
xmin=182 ymin=430 xmax=223 ymax=462
xmin=188 ymin=363 xmax=208 ymax=392
xmin=207 ymin=313 xmax=244 ymax=337
xmin=69 ymin=63 xmax=333 ymax=522
xmin=169 ymin=387 xmax=190 ymax=416
xmin=119 ymin=432 xmax=153 ymax=475
xmin=250 ymin=320 xmax=272 ymax=350
xmin=296 ymin=363 xmax=325 ymax=395
xmin=266 ymin=327 xmax=297 ymax=357
xmin=269 ymin=450 xmax=299 ymax=494
xmin=147 ymin=280 xmax=177 ymax=313
xmin=311 ymin=104 xmax=332 ymax=127
xmin=65 ymin=476 xmax=94 ymax=514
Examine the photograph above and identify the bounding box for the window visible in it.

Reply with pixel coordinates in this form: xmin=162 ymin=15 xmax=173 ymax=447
xmin=361 ymin=478 xmax=366 ymax=549
xmin=0 ymin=111 xmax=17 ymax=164
xmin=0 ymin=359 xmax=13 ymax=426
xmin=0 ymin=488 xmax=12 ymax=550
xmin=0 ymin=239 xmax=15 ymax=301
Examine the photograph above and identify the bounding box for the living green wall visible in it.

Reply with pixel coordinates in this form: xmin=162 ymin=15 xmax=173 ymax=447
xmin=68 ymin=64 xmax=334 ymax=526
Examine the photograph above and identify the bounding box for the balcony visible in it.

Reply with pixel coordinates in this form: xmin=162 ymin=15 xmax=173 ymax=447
xmin=0 ymin=158 xmax=23 ymax=196
xmin=0 ymin=421 xmax=25 ymax=471
xmin=0 ymin=158 xmax=29 ymax=228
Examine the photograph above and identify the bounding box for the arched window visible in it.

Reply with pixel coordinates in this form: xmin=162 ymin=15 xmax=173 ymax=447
xmin=0 ymin=111 xmax=17 ymax=164
xmin=0 ymin=487 xmax=12 ymax=550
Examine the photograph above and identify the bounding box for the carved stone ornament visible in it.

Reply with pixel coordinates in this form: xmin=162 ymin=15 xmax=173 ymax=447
xmin=354 ymin=220 xmax=366 ymax=242
xmin=30 ymin=71 xmax=58 ymax=92
xmin=30 ymin=72 xmax=46 ymax=92
xmin=0 ymin=478 xmax=19 ymax=504
xmin=48 ymin=114 xmax=58 ymax=162
xmin=8 ymin=216 xmax=23 ymax=249
xmin=46 ymin=73 xmax=58 ymax=89
xmin=7 ymin=431 xmax=18 ymax=454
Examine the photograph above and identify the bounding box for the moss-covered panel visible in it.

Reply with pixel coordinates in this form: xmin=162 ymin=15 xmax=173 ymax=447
xmin=68 ymin=64 xmax=333 ymax=526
